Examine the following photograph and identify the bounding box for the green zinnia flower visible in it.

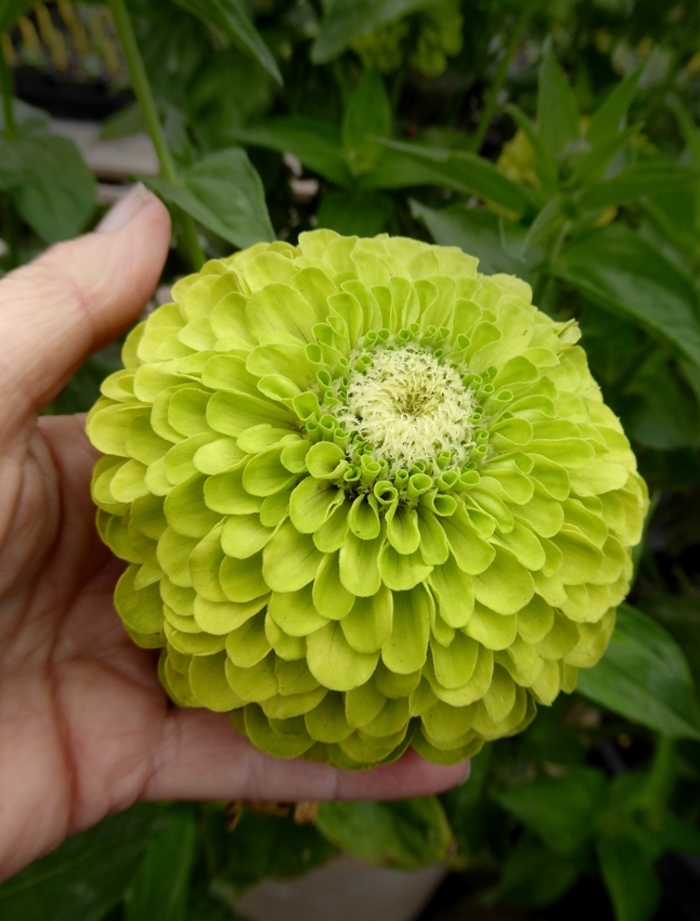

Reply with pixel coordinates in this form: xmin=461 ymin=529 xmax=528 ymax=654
xmin=87 ymin=230 xmax=648 ymax=769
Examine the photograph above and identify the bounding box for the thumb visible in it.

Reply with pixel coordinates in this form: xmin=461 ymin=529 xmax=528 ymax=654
xmin=0 ymin=185 xmax=171 ymax=426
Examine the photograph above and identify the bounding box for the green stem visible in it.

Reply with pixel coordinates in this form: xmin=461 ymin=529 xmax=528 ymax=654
xmin=533 ymin=218 xmax=570 ymax=305
xmin=0 ymin=41 xmax=18 ymax=141
xmin=471 ymin=1 xmax=538 ymax=153
xmin=107 ymin=0 xmax=205 ymax=269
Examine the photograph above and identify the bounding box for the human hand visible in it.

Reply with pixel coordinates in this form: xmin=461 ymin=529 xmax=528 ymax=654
xmin=0 ymin=186 xmax=468 ymax=881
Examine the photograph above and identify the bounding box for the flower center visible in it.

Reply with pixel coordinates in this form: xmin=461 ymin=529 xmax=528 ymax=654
xmin=332 ymin=345 xmax=477 ymax=476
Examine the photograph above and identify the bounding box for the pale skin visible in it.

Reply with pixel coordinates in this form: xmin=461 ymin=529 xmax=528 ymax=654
xmin=0 ymin=186 xmax=468 ymax=882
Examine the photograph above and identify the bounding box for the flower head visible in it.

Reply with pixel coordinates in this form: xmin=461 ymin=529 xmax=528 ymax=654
xmin=87 ymin=230 xmax=648 ymax=769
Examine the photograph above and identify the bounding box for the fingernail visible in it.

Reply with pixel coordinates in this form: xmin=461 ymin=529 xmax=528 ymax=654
xmin=97 ymin=183 xmax=153 ymax=232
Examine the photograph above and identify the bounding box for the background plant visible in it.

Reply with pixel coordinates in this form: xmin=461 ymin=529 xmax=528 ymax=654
xmin=1 ymin=0 xmax=700 ymax=919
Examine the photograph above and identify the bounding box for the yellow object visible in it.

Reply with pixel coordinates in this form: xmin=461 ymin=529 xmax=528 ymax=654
xmin=17 ymin=15 xmax=45 ymax=64
xmin=0 ymin=32 xmax=17 ymax=68
xmin=35 ymin=3 xmax=68 ymax=71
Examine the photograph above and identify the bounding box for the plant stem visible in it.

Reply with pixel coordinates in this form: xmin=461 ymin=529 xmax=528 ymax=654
xmin=107 ymin=0 xmax=205 ymax=269
xmin=0 ymin=42 xmax=18 ymax=141
xmin=472 ymin=1 xmax=538 ymax=154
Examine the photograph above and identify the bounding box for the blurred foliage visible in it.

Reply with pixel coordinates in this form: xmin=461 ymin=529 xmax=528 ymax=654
xmin=2 ymin=0 xmax=700 ymax=919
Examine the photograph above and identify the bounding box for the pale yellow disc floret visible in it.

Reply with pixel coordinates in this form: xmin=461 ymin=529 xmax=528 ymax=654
xmin=335 ymin=345 xmax=477 ymax=476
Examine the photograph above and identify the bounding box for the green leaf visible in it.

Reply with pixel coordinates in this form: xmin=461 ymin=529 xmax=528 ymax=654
xmin=576 ymin=604 xmax=700 ymax=740
xmin=493 ymin=766 xmax=606 ymax=857
xmin=203 ymin=805 xmax=336 ymax=897
xmin=342 ymin=68 xmax=391 ymax=177
xmin=536 ymin=43 xmax=580 ymax=158
xmin=232 ymin=118 xmax=352 ymax=187
xmin=498 ymin=832 xmax=580 ymax=909
xmin=439 ymin=748 xmax=492 ymax=860
xmin=172 ymin=0 xmax=281 ymax=84
xmin=146 ymin=148 xmax=274 ymax=248
xmin=0 ymin=134 xmax=96 ymax=243
xmin=318 ymin=190 xmax=392 ymax=236
xmin=0 ymin=805 xmax=161 ymax=921
xmin=505 ymin=103 xmax=557 ymax=189
xmin=585 ymin=67 xmax=643 ymax=149
xmin=124 ymin=805 xmax=197 ymax=921
xmin=596 ymin=837 xmax=660 ymax=921
xmin=316 ymin=798 xmax=453 ymax=870
xmin=379 ymin=139 xmax=529 ymax=215
xmin=0 ymin=0 xmax=36 ymax=31
xmin=410 ymin=200 xmax=537 ymax=280
xmin=578 ymin=161 xmax=700 ymax=212
xmin=311 ymin=0 xmax=441 ymax=63
xmin=555 ymin=225 xmax=700 ymax=375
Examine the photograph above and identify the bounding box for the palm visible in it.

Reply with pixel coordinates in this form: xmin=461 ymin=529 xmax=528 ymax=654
xmin=0 ymin=191 xmax=466 ymax=882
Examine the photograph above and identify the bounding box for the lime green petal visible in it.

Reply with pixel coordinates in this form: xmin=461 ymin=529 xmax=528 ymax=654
xmin=262 ymin=687 xmax=328 ymax=720
xmin=263 ymin=521 xmax=324 ymax=592
xmin=245 ymin=704 xmax=315 ymax=758
xmin=379 ymin=543 xmax=433 ymax=591
xmin=464 ymin=603 xmax=517 ymax=650
xmin=109 ymin=459 xmax=149 ymax=503
xmin=361 ymin=698 xmax=410 ymax=739
xmin=305 ymin=692 xmax=354 ymax=743
xmin=341 ymin=587 xmax=393 ymax=654
xmin=338 ymin=531 xmax=383 ymax=596
xmin=348 ymin=494 xmax=382 ymax=540
xmin=129 ymin=493 xmax=167 ymax=541
xmin=242 ymin=446 xmax=300 ymax=497
xmin=190 ymin=651 xmax=244 ymax=711
xmin=535 ymin=613 xmax=580 ymax=660
xmin=306 ymin=442 xmax=348 ymax=479
xmin=163 ymin=604 xmax=199 ymax=633
xmin=268 ymin=586 xmax=328 ymax=636
xmin=167 ymin=386 xmax=211 ymax=437
xmin=88 ymin=404 xmax=148 ymax=457
xmin=247 ymin=343 xmax=317 ymax=391
xmin=553 ymin=527 xmax=604 ymax=583
xmin=221 ymin=514 xmax=275 ymax=559
xmin=529 ymin=455 xmax=570 ymax=501
xmin=209 ymin=292 xmax=256 ymax=347
xmin=265 ymin=614 xmax=306 ymax=661
xmin=164 ymin=621 xmax=226 ymax=656
xmin=426 ymin=645 xmax=494 ymax=707
xmin=161 ymin=653 xmax=198 ymax=707
xmin=164 ymin=475 xmax=222 ymax=538
xmin=275 ymin=657 xmax=319 ymax=696
xmin=428 ymin=554 xmax=474 ymax=628
xmin=289 ymin=477 xmax=344 ymax=534
xmin=421 ymin=700 xmax=478 ymax=745
xmin=207 ymin=390 xmax=293 ymax=437
xmin=374 ymin=660 xmax=422 ymax=698
xmin=194 ymin=594 xmax=267 ymax=634
xmin=114 ymin=565 xmax=163 ymax=635
xmin=430 ymin=633 xmax=479 ymax=689
xmin=386 ymin=504 xmax=421 ymax=555
xmin=193 ymin=437 xmax=246 ymax=475
xmin=345 ymin=680 xmax=386 ymax=729
xmin=246 ymin=283 xmax=320 ymax=345
xmin=313 ymin=500 xmax=351 ymax=552
xmin=187 ymin=526 xmax=226 ymax=602
xmin=496 ymin=520 xmax=546 ymax=572
xmin=157 ymin=528 xmax=198 ymax=588
xmin=225 ymin=612 xmax=272 ymax=667
xmin=482 ymin=665 xmax=517 ymax=724
xmin=164 ymin=433 xmax=218 ymax=485
xmin=529 ymin=659 xmax=561 ymax=705
xmin=517 ymin=484 xmax=565 ymax=539
xmin=381 ymin=586 xmax=431 ymax=675
xmin=440 ymin=506 xmax=495 ymax=575
xmin=516 ymin=594 xmax=555 ymax=643
xmin=202 ymin=353 xmax=260 ymax=395
xmin=417 ymin=508 xmax=449 ymax=566
xmin=204 ymin=467 xmax=263 ymax=516
xmin=220 ymin=551 xmax=268 ymax=602
xmin=126 ymin=413 xmax=171 ymax=466
xmin=473 ymin=547 xmax=535 ymax=615
xmin=307 ymin=621 xmax=379 ymax=691
xmin=313 ymin=552 xmax=355 ymax=619
xmin=225 ymin=653 xmax=279 ymax=702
